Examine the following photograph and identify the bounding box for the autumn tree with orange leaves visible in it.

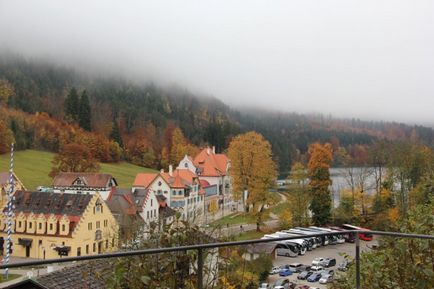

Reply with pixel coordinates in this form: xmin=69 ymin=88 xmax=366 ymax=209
xmin=50 ymin=143 xmax=100 ymax=177
xmin=308 ymin=142 xmax=333 ymax=225
xmin=228 ymin=131 xmax=277 ymax=231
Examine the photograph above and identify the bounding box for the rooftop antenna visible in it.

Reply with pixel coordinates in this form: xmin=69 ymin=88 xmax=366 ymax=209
xmin=4 ymin=143 xmax=15 ymax=279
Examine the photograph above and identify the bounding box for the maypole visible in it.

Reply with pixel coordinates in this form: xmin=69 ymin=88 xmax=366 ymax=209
xmin=4 ymin=143 xmax=14 ymax=279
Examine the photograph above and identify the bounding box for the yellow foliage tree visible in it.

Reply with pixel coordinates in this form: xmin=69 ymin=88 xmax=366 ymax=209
xmin=169 ymin=127 xmax=199 ymax=166
xmin=0 ymin=79 xmax=14 ymax=106
xmin=208 ymin=199 xmax=219 ymax=215
xmin=228 ymin=131 xmax=277 ymax=231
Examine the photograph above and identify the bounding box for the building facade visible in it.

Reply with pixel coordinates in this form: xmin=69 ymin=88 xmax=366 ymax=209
xmin=0 ymin=191 xmax=119 ymax=259
xmin=52 ymin=172 xmax=118 ymax=200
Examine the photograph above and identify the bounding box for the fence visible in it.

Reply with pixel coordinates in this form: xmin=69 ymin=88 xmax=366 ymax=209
xmin=0 ymin=230 xmax=433 ymax=289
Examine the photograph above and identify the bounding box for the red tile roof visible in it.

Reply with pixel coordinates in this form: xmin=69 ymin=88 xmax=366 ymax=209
xmin=133 ymin=173 xmax=158 ymax=188
xmin=193 ymin=147 xmax=229 ymax=177
xmin=53 ymin=173 xmax=117 ymax=188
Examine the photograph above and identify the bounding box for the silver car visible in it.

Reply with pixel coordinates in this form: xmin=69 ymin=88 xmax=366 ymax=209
xmin=319 ymin=274 xmax=333 ymax=284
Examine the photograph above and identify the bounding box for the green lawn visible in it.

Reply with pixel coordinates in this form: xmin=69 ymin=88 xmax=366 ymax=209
xmin=271 ymin=202 xmax=290 ymax=215
xmin=210 ymin=213 xmax=256 ymax=227
xmin=0 ymin=274 xmax=21 ymax=283
xmin=0 ymin=150 xmax=156 ymax=190
xmin=234 ymin=230 xmax=264 ymax=241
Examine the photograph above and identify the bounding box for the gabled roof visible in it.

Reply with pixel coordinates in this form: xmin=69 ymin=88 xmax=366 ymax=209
xmin=106 ymin=189 xmax=137 ymax=216
xmin=193 ymin=147 xmax=229 ymax=177
xmin=12 ymin=191 xmax=93 ymax=218
xmin=0 ymin=172 xmax=26 ymax=190
xmin=53 ymin=173 xmax=117 ymax=188
xmin=133 ymin=173 xmax=158 ymax=188
xmin=134 ymin=169 xmax=197 ymax=190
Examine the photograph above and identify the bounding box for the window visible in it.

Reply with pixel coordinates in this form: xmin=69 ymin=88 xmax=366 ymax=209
xmin=29 ymin=222 xmax=32 ymax=229
xmin=158 ymin=181 xmax=162 ymax=186
xmin=164 ymin=190 xmax=168 ymax=194
xmin=104 ymin=220 xmax=108 ymax=227
xmin=172 ymin=190 xmax=176 ymax=196
xmin=112 ymin=238 xmax=115 ymax=247
xmin=39 ymin=223 xmax=42 ymax=230
xmin=151 ymin=199 xmax=153 ymax=206
xmin=96 ymin=221 xmax=100 ymax=229
xmin=147 ymin=211 xmax=149 ymax=219
xmin=86 ymin=244 xmax=89 ymax=254
xmin=39 ymin=240 xmax=42 ymax=246
xmin=93 ymin=243 xmax=96 ymax=252
xmin=154 ymin=209 xmax=156 ymax=217
xmin=77 ymin=247 xmax=81 ymax=256
xmin=184 ymin=163 xmax=188 ymax=168
xmin=178 ymin=190 xmax=182 ymax=195
xmin=62 ymin=224 xmax=65 ymax=231
xmin=105 ymin=240 xmax=108 ymax=249
xmin=18 ymin=221 xmax=22 ymax=228
xmin=49 ymin=223 xmax=53 ymax=231
xmin=88 ymin=222 xmax=92 ymax=230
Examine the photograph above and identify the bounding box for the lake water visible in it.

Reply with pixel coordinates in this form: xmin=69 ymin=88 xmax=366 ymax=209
xmin=330 ymin=167 xmax=377 ymax=207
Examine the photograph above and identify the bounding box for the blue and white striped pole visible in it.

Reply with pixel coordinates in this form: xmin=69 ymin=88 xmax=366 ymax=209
xmin=4 ymin=143 xmax=14 ymax=279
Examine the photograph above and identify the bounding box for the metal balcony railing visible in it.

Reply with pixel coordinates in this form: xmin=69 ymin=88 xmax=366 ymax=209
xmin=0 ymin=230 xmax=433 ymax=289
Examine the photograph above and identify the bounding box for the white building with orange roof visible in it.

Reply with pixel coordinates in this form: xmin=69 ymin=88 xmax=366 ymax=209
xmin=178 ymin=146 xmax=232 ymax=215
xmin=133 ymin=165 xmax=205 ymax=223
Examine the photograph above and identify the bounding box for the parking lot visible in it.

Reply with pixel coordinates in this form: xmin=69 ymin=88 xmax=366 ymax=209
xmin=268 ymin=240 xmax=377 ymax=288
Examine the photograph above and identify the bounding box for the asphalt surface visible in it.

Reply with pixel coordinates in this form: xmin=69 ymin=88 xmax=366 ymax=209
xmin=267 ymin=240 xmax=377 ymax=289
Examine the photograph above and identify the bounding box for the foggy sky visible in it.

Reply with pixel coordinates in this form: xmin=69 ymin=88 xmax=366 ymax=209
xmin=1 ymin=0 xmax=433 ymax=125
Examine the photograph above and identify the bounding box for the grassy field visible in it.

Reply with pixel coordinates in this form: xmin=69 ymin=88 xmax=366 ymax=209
xmin=0 ymin=274 xmax=21 ymax=283
xmin=210 ymin=213 xmax=256 ymax=226
xmin=234 ymin=230 xmax=264 ymax=241
xmin=0 ymin=150 xmax=156 ymax=190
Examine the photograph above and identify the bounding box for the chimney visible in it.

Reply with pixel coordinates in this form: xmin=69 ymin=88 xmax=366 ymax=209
xmin=169 ymin=165 xmax=173 ymax=177
xmin=212 ymin=146 xmax=216 ymax=154
xmin=207 ymin=147 xmax=211 ymax=155
xmin=160 ymin=169 xmax=164 ymax=173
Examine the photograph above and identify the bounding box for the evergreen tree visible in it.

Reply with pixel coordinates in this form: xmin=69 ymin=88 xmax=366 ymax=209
xmin=78 ymin=90 xmax=91 ymax=131
xmin=64 ymin=87 xmax=80 ymax=122
xmin=110 ymin=118 xmax=123 ymax=147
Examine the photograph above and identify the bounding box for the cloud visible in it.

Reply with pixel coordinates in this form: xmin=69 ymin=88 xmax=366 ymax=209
xmin=1 ymin=0 xmax=433 ymax=125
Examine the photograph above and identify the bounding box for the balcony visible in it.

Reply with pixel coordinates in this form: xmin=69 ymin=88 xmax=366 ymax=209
xmin=0 ymin=230 xmax=433 ymax=288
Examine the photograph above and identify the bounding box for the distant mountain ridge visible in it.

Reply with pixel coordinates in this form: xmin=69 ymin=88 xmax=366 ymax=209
xmin=1 ymin=55 xmax=433 ymax=173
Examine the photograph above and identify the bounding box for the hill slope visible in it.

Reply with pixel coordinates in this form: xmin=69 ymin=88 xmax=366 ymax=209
xmin=0 ymin=150 xmax=155 ymax=190
xmin=1 ymin=56 xmax=433 ymax=173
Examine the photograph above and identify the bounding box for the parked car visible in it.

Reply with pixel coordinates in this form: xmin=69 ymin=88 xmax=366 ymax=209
xmin=338 ymin=259 xmax=352 ymax=271
xmin=273 ymin=278 xmax=291 ymax=289
xmin=297 ymin=271 xmax=313 ymax=280
xmin=320 ymin=257 xmax=336 ymax=267
xmin=319 ymin=274 xmax=333 ymax=284
xmin=320 ymin=269 xmax=334 ymax=276
xmin=259 ymin=283 xmax=271 ymax=289
xmin=310 ymin=265 xmax=324 ymax=272
xmin=288 ymin=263 xmax=304 ymax=272
xmin=312 ymin=257 xmax=325 ymax=266
xmin=307 ymin=272 xmax=322 ymax=282
xmin=279 ymin=268 xmax=293 ymax=277
xmin=270 ymin=266 xmax=281 ymax=275
xmin=298 ymin=265 xmax=311 ymax=272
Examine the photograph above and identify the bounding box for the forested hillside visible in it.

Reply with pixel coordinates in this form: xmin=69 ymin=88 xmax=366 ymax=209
xmin=1 ymin=56 xmax=433 ymax=174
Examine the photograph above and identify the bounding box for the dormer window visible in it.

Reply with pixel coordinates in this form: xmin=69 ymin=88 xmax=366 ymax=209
xmin=73 ymin=178 xmax=86 ymax=187
xmin=184 ymin=163 xmax=188 ymax=168
xmin=94 ymin=200 xmax=103 ymax=214
xmin=158 ymin=181 xmax=162 ymax=186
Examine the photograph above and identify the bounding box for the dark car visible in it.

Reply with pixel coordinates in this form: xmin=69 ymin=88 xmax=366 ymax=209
xmin=288 ymin=263 xmax=304 ymax=273
xmin=307 ymin=272 xmax=322 ymax=282
xmin=294 ymin=285 xmax=310 ymax=289
xmin=273 ymin=278 xmax=291 ymax=289
xmin=320 ymin=257 xmax=336 ymax=268
xmin=297 ymin=271 xmax=313 ymax=280
xmin=298 ymin=265 xmax=311 ymax=272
